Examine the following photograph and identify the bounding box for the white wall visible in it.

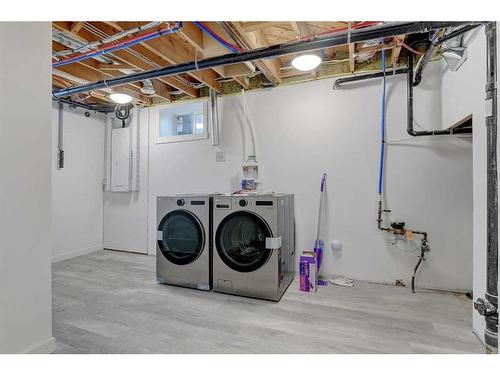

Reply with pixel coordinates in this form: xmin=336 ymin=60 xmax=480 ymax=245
xmin=0 ymin=22 xmax=54 ymax=353
xmin=51 ymin=104 xmax=106 ymax=262
xmin=144 ymin=62 xmax=473 ymax=291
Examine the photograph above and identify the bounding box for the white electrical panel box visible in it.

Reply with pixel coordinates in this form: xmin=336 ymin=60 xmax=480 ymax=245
xmin=104 ymin=107 xmax=140 ymax=192
xmin=110 ymin=127 xmax=131 ymax=192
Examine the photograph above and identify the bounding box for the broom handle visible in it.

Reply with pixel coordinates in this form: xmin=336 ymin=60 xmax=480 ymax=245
xmin=315 ymin=173 xmax=327 ymax=246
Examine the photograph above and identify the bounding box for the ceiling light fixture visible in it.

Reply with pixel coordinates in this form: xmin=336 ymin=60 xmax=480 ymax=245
xmin=291 ymin=54 xmax=322 ymax=72
xmin=109 ymin=93 xmax=133 ymax=104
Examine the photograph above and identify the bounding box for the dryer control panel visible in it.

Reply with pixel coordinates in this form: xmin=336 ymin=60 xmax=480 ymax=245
xmin=214 ymin=198 xmax=232 ymax=210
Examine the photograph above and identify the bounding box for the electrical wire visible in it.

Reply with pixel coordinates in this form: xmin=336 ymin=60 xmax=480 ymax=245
xmin=400 ymin=41 xmax=426 ymax=55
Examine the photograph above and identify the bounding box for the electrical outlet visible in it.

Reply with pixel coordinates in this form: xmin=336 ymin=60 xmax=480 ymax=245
xmin=216 ymin=150 xmax=225 ymax=162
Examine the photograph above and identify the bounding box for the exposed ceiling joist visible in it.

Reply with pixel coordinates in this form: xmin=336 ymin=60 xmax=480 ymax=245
xmin=176 ymin=22 xmax=204 ymax=52
xmin=349 ymin=43 xmax=355 ymax=73
xmin=52 ymin=21 xmax=474 ymax=103
xmin=53 ymin=63 xmax=152 ymax=103
xmin=53 ymin=40 xmax=171 ymax=102
xmin=243 ymin=22 xmax=292 ymax=32
xmin=225 ymin=22 xmax=282 ymax=85
xmin=53 ymin=21 xmax=198 ymax=98
xmin=104 ymin=21 xmax=221 ymax=93
xmin=391 ymin=35 xmax=405 ymax=68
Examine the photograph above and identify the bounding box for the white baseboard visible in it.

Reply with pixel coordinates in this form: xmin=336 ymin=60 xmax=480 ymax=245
xmin=26 ymin=337 xmax=56 ymax=354
xmin=52 ymin=245 xmax=102 ymax=263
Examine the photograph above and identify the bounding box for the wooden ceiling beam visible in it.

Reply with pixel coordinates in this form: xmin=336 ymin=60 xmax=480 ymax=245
xmin=53 ymin=40 xmax=171 ymax=102
xmin=176 ymin=22 xmax=204 ymax=52
xmin=101 ymin=21 xmax=221 ymax=93
xmin=95 ymin=22 xmax=202 ymax=97
xmin=348 ymin=43 xmax=355 ymax=73
xmin=243 ymin=22 xmax=291 ymax=32
xmin=233 ymin=76 xmax=250 ymax=89
xmin=391 ymin=35 xmax=405 ymax=68
xmin=70 ymin=21 xmax=85 ymax=34
xmin=290 ymin=22 xmax=309 ymax=38
xmin=53 ymin=21 xmax=197 ymax=99
xmin=53 ymin=63 xmax=151 ymax=104
xmin=225 ymin=22 xmax=281 ymax=85
xmin=96 ymin=63 xmax=136 ymax=71
xmin=356 ymin=40 xmax=398 ymax=53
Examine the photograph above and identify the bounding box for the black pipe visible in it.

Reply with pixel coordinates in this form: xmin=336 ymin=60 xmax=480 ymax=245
xmin=54 ymin=98 xmax=114 ymax=113
xmin=407 ymin=53 xmax=472 ymax=136
xmin=411 ymin=250 xmax=424 ymax=293
xmin=53 ymin=22 xmax=473 ymax=99
xmin=410 ymin=231 xmax=429 ymax=293
xmin=333 ymin=68 xmax=410 ymax=89
xmin=380 ymin=225 xmax=430 ymax=292
xmin=474 ymin=22 xmax=498 ymax=352
xmin=414 ymin=23 xmax=483 ymax=86
xmin=413 ymin=34 xmax=440 ymax=87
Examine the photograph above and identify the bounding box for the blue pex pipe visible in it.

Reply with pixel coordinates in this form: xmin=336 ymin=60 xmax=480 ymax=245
xmin=377 ymin=45 xmax=387 ymax=195
xmin=52 ymin=22 xmax=183 ymax=68
xmin=193 ymin=21 xmax=240 ymax=53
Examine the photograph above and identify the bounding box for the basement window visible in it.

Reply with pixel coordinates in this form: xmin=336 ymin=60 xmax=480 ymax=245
xmin=155 ymin=100 xmax=208 ymax=143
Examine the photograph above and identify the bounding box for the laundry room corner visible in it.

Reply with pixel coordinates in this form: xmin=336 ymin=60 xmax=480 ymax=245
xmin=3 ymin=7 xmax=500 ymax=369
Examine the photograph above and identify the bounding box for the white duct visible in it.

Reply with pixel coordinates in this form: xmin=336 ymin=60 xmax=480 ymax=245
xmin=209 ymin=89 xmax=220 ymax=146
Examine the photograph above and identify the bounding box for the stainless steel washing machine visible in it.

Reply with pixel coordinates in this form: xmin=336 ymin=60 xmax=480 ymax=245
xmin=156 ymin=194 xmax=216 ymax=290
xmin=212 ymin=194 xmax=295 ymax=301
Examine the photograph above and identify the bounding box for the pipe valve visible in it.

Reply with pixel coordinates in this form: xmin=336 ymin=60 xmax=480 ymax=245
xmin=474 ymin=298 xmax=498 ymax=317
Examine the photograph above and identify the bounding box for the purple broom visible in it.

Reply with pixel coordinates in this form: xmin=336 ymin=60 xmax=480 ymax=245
xmin=314 ymin=173 xmax=327 ymax=277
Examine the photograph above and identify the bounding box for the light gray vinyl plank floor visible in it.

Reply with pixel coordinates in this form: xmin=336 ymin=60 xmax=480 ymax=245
xmin=52 ymin=250 xmax=485 ymax=354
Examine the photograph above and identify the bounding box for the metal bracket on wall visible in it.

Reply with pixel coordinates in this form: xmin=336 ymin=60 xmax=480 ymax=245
xmin=57 ymin=102 xmax=64 ymax=169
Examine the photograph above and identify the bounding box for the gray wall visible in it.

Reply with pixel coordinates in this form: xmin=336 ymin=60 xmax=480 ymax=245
xmin=51 ymin=104 xmax=106 ymax=262
xmin=0 ymin=22 xmax=54 ymax=353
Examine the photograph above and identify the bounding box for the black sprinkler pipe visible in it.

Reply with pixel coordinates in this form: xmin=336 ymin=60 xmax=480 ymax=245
xmin=407 ymin=53 xmax=472 ymax=136
xmin=333 ymin=68 xmax=410 ymax=90
xmin=474 ymin=22 xmax=498 ymax=352
xmin=53 ymin=98 xmax=114 ymax=113
xmin=52 ymin=22 xmax=473 ymax=99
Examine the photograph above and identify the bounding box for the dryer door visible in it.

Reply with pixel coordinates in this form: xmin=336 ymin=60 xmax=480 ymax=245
xmin=215 ymin=211 xmax=273 ymax=273
xmin=157 ymin=210 xmax=205 ymax=265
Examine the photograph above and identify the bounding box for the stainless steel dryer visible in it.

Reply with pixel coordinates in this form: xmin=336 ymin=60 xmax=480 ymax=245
xmin=212 ymin=194 xmax=295 ymax=301
xmin=156 ymin=194 xmax=216 ymax=290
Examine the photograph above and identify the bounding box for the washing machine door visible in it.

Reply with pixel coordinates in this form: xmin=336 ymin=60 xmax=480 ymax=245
xmin=215 ymin=211 xmax=273 ymax=273
xmin=157 ymin=210 xmax=205 ymax=265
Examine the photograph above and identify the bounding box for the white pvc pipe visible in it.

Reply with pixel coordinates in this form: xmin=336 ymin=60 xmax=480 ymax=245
xmin=241 ymin=89 xmax=257 ymax=158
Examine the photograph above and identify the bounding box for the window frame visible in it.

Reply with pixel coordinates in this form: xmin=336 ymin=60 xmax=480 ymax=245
xmin=154 ymin=99 xmax=209 ymax=144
